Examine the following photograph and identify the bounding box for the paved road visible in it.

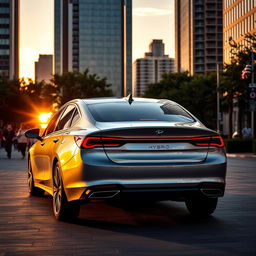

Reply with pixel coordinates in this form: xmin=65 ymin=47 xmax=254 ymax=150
xmin=0 ymin=148 xmax=255 ymax=256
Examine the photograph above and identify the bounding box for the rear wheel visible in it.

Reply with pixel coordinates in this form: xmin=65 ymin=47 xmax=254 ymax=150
xmin=185 ymin=197 xmax=218 ymax=217
xmin=52 ymin=163 xmax=80 ymax=221
xmin=28 ymin=160 xmax=45 ymax=196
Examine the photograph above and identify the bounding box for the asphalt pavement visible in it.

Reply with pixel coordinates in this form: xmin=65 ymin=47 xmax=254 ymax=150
xmin=0 ymin=147 xmax=255 ymax=256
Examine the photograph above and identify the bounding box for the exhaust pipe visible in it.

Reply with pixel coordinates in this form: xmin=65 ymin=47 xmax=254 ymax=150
xmin=200 ymin=188 xmax=224 ymax=197
xmin=88 ymin=190 xmax=120 ymax=199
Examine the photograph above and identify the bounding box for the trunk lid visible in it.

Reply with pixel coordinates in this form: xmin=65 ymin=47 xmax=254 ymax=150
xmin=93 ymin=122 xmax=216 ymax=164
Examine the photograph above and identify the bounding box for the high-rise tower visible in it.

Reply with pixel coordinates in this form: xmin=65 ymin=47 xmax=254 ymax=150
xmin=175 ymin=0 xmax=223 ymax=74
xmin=0 ymin=0 xmax=19 ymax=79
xmin=35 ymin=54 xmax=53 ymax=83
xmin=133 ymin=40 xmax=175 ymax=96
xmin=54 ymin=0 xmax=132 ymax=96
xmin=223 ymin=0 xmax=256 ymax=63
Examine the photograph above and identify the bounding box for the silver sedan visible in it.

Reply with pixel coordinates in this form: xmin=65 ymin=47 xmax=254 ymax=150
xmin=25 ymin=97 xmax=227 ymax=220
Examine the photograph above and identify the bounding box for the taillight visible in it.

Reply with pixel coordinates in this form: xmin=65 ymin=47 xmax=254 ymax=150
xmin=81 ymin=137 xmax=102 ymax=148
xmin=193 ymin=136 xmax=224 ymax=148
xmin=76 ymin=136 xmax=123 ymax=149
xmin=74 ymin=135 xmax=225 ymax=149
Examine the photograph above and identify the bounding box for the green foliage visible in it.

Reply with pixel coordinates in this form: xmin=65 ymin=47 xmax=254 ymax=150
xmin=224 ymin=138 xmax=255 ymax=153
xmin=144 ymin=72 xmax=217 ymax=129
xmin=19 ymin=78 xmax=58 ymax=109
xmin=220 ymin=33 xmax=256 ymax=109
xmin=0 ymin=69 xmax=113 ymax=124
xmin=220 ymin=33 xmax=256 ymax=137
xmin=144 ymin=33 xmax=256 ymax=135
xmin=0 ymin=77 xmax=26 ymax=123
xmin=253 ymin=140 xmax=256 ymax=153
xmin=51 ymin=69 xmax=113 ymax=105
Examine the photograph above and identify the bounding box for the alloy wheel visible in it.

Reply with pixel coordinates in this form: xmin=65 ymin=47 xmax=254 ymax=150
xmin=53 ymin=165 xmax=62 ymax=215
xmin=28 ymin=161 xmax=33 ymax=192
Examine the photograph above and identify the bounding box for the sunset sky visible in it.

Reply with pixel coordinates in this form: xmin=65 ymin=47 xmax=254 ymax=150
xmin=20 ymin=0 xmax=175 ymax=80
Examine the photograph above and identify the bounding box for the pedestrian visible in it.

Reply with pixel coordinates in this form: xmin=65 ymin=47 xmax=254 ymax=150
xmin=2 ymin=124 xmax=16 ymax=159
xmin=16 ymin=123 xmax=28 ymax=159
xmin=242 ymin=125 xmax=252 ymax=138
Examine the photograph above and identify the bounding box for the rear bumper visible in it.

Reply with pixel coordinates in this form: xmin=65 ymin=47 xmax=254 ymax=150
xmin=62 ymin=149 xmax=227 ymax=202
xmin=80 ymin=182 xmax=225 ymax=202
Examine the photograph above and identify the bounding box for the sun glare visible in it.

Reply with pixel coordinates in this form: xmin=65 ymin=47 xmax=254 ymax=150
xmin=39 ymin=112 xmax=52 ymax=124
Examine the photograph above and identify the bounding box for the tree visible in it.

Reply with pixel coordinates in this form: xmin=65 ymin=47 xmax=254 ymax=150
xmin=0 ymin=69 xmax=113 ymax=126
xmin=51 ymin=69 xmax=113 ymax=105
xmin=20 ymin=78 xmax=58 ymax=110
xmin=220 ymin=33 xmax=256 ymax=137
xmin=0 ymin=77 xmax=26 ymax=124
xmin=144 ymin=72 xmax=217 ymax=129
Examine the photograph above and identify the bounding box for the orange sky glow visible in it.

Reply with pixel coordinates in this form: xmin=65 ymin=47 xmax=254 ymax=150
xmin=20 ymin=0 xmax=175 ymax=80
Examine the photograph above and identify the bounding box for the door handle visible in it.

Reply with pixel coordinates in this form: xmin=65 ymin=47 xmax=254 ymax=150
xmin=41 ymin=142 xmax=45 ymax=146
xmin=53 ymin=138 xmax=59 ymax=143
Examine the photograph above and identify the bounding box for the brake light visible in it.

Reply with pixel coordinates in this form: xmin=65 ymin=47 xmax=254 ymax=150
xmin=80 ymin=136 xmax=123 ymax=149
xmin=75 ymin=135 xmax=225 ymax=149
xmin=193 ymin=136 xmax=224 ymax=148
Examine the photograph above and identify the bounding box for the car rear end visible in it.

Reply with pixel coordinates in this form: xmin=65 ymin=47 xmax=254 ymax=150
xmin=63 ymin=99 xmax=226 ymax=203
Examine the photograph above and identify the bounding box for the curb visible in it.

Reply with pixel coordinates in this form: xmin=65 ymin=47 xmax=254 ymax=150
xmin=227 ymin=153 xmax=256 ymax=158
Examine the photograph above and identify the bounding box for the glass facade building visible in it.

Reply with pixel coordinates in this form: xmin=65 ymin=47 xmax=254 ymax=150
xmin=223 ymin=0 xmax=256 ymax=63
xmin=54 ymin=0 xmax=132 ymax=97
xmin=54 ymin=0 xmax=61 ymax=75
xmin=0 ymin=0 xmax=19 ymax=79
xmin=175 ymin=0 xmax=223 ymax=74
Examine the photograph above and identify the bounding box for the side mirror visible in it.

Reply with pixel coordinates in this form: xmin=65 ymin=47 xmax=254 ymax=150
xmin=25 ymin=128 xmax=43 ymax=141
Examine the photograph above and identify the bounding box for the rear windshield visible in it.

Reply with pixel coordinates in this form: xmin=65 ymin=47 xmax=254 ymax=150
xmin=87 ymin=101 xmax=195 ymax=123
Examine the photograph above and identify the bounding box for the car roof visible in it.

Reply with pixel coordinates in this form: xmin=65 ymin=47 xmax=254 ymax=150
xmin=82 ymin=97 xmax=175 ymax=105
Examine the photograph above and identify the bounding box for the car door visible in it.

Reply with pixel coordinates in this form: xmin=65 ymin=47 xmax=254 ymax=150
xmin=54 ymin=106 xmax=82 ymax=166
xmin=32 ymin=109 xmax=64 ymax=186
xmin=43 ymin=104 xmax=77 ymax=189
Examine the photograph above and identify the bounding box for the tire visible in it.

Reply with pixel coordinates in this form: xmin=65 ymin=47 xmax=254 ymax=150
xmin=185 ymin=197 xmax=218 ymax=217
xmin=28 ymin=160 xmax=45 ymax=196
xmin=52 ymin=162 xmax=80 ymax=221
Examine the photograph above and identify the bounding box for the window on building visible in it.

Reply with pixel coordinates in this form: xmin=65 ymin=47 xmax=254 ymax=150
xmin=0 ymin=28 xmax=9 ymax=34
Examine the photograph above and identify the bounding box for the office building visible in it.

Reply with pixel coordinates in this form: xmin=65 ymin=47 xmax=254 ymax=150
xmin=35 ymin=54 xmax=53 ymax=83
xmin=175 ymin=0 xmax=223 ymax=74
xmin=54 ymin=0 xmax=132 ymax=97
xmin=223 ymin=0 xmax=256 ymax=63
xmin=0 ymin=0 xmax=19 ymax=79
xmin=222 ymin=1 xmax=256 ymax=136
xmin=133 ymin=40 xmax=175 ymax=96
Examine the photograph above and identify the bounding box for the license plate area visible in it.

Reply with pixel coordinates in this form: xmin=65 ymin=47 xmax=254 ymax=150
xmin=147 ymin=143 xmax=191 ymax=151
xmin=113 ymin=142 xmax=197 ymax=151
xmin=104 ymin=143 xmax=208 ymax=164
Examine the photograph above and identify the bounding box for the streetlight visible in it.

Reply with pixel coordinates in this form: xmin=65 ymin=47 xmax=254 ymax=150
xmin=217 ymin=63 xmax=220 ymax=134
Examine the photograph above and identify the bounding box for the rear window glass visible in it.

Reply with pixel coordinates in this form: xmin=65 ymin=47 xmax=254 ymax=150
xmin=87 ymin=101 xmax=195 ymax=122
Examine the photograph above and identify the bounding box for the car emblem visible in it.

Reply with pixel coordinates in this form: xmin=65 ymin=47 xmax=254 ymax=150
xmin=155 ymin=129 xmax=164 ymax=135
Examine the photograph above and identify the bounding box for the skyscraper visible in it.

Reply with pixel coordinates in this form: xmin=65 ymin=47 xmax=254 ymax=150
xmin=223 ymin=0 xmax=256 ymax=63
xmin=0 ymin=0 xmax=19 ymax=79
xmin=133 ymin=40 xmax=175 ymax=96
xmin=175 ymin=0 xmax=223 ymax=74
xmin=35 ymin=54 xmax=53 ymax=83
xmin=54 ymin=0 xmax=132 ymax=97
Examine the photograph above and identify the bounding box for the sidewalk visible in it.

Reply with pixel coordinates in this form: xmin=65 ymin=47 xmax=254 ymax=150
xmin=226 ymin=152 xmax=256 ymax=158
xmin=0 ymin=148 xmax=27 ymax=171
xmin=0 ymin=147 xmax=26 ymax=160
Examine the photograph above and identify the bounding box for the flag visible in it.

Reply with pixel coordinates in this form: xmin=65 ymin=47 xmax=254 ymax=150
xmin=241 ymin=63 xmax=252 ymax=80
